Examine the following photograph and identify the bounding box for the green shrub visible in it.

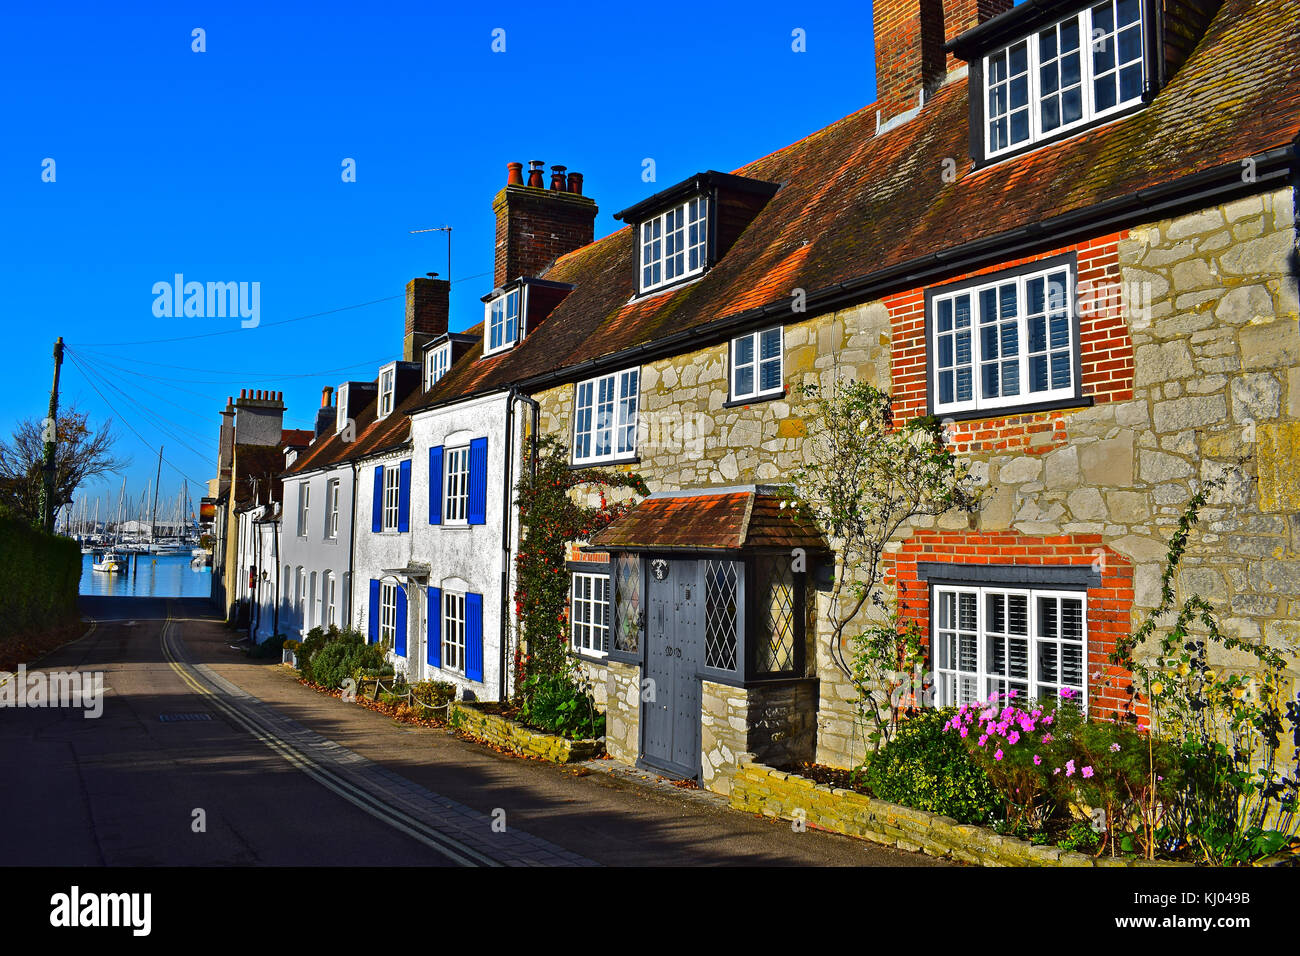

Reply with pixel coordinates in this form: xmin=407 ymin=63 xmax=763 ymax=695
xmin=863 ymin=708 xmax=1001 ymax=825
xmin=0 ymin=507 xmax=81 ymax=640
xmin=518 ymin=673 xmax=605 ymax=740
xmin=304 ymin=628 xmax=389 ymax=690
xmin=411 ymin=680 xmax=456 ymax=709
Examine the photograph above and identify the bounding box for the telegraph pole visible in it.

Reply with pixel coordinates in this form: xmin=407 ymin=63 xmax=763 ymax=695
xmin=39 ymin=337 xmax=65 ymax=534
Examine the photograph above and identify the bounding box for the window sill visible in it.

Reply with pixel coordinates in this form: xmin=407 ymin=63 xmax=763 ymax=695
xmin=628 ymin=271 xmax=708 ymax=304
xmin=931 ymin=394 xmax=1093 ymax=423
xmin=723 ymin=387 xmax=787 ymax=409
xmin=973 ymin=99 xmax=1149 ymax=171
xmin=568 ymin=455 xmax=640 ymax=470
xmin=569 ymin=648 xmax=609 ymax=666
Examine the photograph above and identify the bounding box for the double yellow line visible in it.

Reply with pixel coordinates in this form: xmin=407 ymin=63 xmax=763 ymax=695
xmin=158 ymin=602 xmax=500 ymax=867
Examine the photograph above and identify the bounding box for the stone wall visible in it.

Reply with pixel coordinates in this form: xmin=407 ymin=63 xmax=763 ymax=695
xmin=600 ymin=660 xmax=640 ymax=764
xmin=730 ymin=760 xmax=1184 ymax=866
xmin=448 ymin=702 xmax=604 ymax=763
xmin=701 ymin=681 xmax=749 ymax=794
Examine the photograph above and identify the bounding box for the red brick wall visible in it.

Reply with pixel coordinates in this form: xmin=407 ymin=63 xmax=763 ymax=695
xmin=887 ymin=530 xmax=1145 ymax=721
xmin=887 ymin=232 xmax=1135 ymax=454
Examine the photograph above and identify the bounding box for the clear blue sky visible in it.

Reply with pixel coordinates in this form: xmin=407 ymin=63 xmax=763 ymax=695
xmin=1 ymin=0 xmax=897 ymax=521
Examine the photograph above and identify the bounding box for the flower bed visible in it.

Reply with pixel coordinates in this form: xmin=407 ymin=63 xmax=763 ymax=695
xmin=448 ymin=701 xmax=604 ymax=764
xmin=730 ymin=759 xmax=1186 ymax=867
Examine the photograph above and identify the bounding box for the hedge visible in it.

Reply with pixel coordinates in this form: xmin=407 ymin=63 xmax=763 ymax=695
xmin=0 ymin=509 xmax=81 ymax=640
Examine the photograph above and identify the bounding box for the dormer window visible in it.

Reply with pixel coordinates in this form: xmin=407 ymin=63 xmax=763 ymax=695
xmin=983 ymin=0 xmax=1145 ymax=159
xmin=335 ymin=384 xmax=349 ymax=434
xmin=484 ymin=288 xmax=521 ymax=356
xmin=639 ymin=197 xmax=707 ymax=293
xmin=378 ymin=365 xmax=396 ymax=419
xmin=425 ymin=342 xmax=450 ymax=390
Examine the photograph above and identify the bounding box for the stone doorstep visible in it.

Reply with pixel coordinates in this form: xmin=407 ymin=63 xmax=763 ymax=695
xmin=730 ymin=761 xmax=1192 ymax=868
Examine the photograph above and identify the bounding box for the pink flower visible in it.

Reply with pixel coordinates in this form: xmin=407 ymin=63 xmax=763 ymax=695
xmin=978 ymin=734 xmax=988 ymax=747
xmin=994 ymin=749 xmax=1004 ymax=761
xmin=1007 ymin=731 xmax=1021 ymax=745
xmin=959 ymin=726 xmax=969 ymax=738
xmin=1043 ymin=713 xmax=1055 ymax=725
xmin=1082 ymin=766 xmax=1094 ymax=779
xmin=1060 ymin=687 xmax=1076 ymax=700
xmin=1053 ymin=767 xmax=1061 ymax=775
xmin=1033 ymin=754 xmax=1042 ymax=765
xmin=1109 ymin=743 xmax=1121 ymax=753
xmin=1065 ymin=759 xmax=1076 ymax=777
xmin=1041 ymin=733 xmax=1054 ymax=744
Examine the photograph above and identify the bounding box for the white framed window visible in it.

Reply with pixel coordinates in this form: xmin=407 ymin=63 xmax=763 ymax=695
xmin=335 ymin=384 xmax=349 ymax=434
xmin=379 ymin=580 xmax=398 ymax=646
xmin=443 ymin=445 xmax=470 ymax=525
xmin=573 ymin=368 xmax=639 ymax=464
xmin=324 ymin=571 xmax=337 ymax=627
xmin=297 ymin=482 xmax=310 ymax=537
xmin=570 ymin=572 xmax=610 ymax=656
xmin=326 ymin=478 xmax=340 ymax=538
xmin=484 ymin=289 xmax=521 ymax=356
xmin=731 ymin=326 xmax=784 ymax=401
xmin=425 ymin=343 xmax=450 ymax=389
xmin=933 ymin=585 xmax=1087 ymax=710
xmin=930 ymin=261 xmax=1076 ymax=415
xmin=382 ymin=463 xmax=401 ymax=531
xmin=297 ymin=567 xmax=307 ymax=628
xmin=442 ymin=590 xmax=466 ymax=673
xmin=985 ymin=0 xmax=1145 ymax=157
xmin=639 ymin=197 xmax=707 ymax=293
xmin=378 ymin=367 xmax=396 ymax=418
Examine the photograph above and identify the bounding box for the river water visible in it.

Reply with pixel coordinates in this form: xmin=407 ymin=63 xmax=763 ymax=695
xmin=79 ymin=553 xmax=212 ymax=599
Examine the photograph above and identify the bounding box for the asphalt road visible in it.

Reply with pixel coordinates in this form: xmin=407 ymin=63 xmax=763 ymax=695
xmin=0 ymin=596 xmax=943 ymax=867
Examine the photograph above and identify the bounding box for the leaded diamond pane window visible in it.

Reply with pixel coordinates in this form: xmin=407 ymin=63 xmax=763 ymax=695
xmin=614 ymin=554 xmax=641 ymax=653
xmin=704 ymin=560 xmax=740 ymax=672
xmin=755 ymin=555 xmax=796 ymax=673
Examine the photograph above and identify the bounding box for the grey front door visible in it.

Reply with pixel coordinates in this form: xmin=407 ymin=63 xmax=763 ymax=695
xmin=640 ymin=559 xmax=702 ymax=778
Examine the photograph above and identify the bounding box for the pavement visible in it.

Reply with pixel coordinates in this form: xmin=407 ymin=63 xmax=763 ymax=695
xmin=0 ymin=595 xmax=945 ymax=867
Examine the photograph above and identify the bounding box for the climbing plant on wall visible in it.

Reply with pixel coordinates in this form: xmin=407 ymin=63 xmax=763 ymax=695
xmin=513 ymin=434 xmax=648 ymax=695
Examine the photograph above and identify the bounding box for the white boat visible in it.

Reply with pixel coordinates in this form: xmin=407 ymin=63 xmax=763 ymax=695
xmin=91 ymin=551 xmax=126 ymax=574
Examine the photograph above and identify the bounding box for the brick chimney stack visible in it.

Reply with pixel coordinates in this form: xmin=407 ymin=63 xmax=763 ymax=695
xmin=493 ymin=160 xmax=598 ymax=288
xmin=315 ymin=386 xmax=335 ymax=438
xmin=874 ymin=0 xmax=1011 ymax=129
xmin=404 ymin=275 xmax=450 ymax=361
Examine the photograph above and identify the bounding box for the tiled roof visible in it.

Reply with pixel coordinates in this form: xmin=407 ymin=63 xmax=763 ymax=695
xmin=588 ymin=488 xmax=828 ymax=552
xmin=417 ymin=0 xmax=1299 ymax=408
xmin=232 ymin=443 xmax=288 ymax=507
xmin=280 ymin=429 xmax=314 ymax=448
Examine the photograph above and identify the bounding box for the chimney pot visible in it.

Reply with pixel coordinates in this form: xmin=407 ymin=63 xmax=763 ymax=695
xmin=527 ymin=160 xmax=545 ymax=188
xmin=322 ymin=386 xmax=334 ymax=408
xmin=550 ymin=165 xmax=567 ymax=191
xmin=567 ymin=171 xmax=583 ymax=195
xmin=507 ymin=161 xmax=524 ymax=186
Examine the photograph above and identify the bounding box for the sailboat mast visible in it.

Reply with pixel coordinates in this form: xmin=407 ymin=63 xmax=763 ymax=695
xmin=149 ymin=445 xmax=163 ymax=544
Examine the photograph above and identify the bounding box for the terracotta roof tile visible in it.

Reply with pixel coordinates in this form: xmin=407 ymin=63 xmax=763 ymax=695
xmin=588 ymin=489 xmax=828 ymax=552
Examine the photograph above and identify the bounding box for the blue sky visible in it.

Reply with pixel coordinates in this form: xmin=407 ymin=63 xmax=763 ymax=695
xmin=1 ymin=0 xmax=892 ymax=520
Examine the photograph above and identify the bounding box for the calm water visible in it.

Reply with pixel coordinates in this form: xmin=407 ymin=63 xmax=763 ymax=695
xmin=79 ymin=553 xmax=212 ymax=598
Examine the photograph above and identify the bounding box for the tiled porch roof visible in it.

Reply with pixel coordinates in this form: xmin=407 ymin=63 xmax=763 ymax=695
xmin=587 ymin=486 xmax=828 ymax=553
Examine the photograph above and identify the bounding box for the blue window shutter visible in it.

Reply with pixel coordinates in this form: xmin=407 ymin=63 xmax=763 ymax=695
xmin=427 ymin=587 xmax=442 ymax=668
xmin=466 ymin=591 xmax=484 ymax=683
xmin=395 ymin=585 xmax=407 ymax=657
xmin=368 ymin=579 xmax=380 ymax=644
xmin=428 ymin=446 xmax=443 ymax=525
xmin=371 ymin=465 xmax=384 ymax=532
xmin=398 ymin=459 xmax=412 ymax=532
xmin=467 ymin=437 xmax=488 ymax=525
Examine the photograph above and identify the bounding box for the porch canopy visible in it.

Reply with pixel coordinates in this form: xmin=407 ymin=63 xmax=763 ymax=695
xmin=586 ymin=485 xmax=828 ymax=554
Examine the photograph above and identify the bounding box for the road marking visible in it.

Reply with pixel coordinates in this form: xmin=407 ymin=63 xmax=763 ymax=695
xmin=156 ymin=604 xmax=504 ymax=867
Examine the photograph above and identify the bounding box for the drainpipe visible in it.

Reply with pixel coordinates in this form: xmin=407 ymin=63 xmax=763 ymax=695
xmin=498 ymin=388 xmax=541 ymax=702
xmin=271 ymin=511 xmax=280 ymax=641
xmin=347 ymin=462 xmax=359 ymax=630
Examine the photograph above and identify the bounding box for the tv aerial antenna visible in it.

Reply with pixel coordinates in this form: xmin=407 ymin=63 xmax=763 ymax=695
xmin=409 ymin=225 xmax=452 ymax=282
